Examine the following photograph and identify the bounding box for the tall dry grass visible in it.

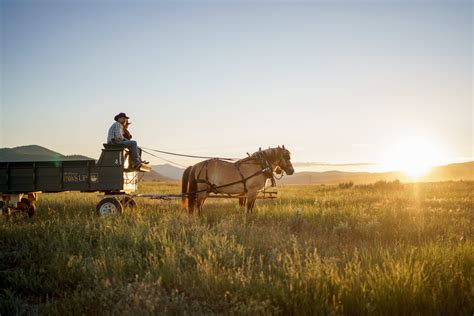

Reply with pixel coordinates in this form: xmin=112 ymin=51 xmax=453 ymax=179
xmin=0 ymin=181 xmax=472 ymax=315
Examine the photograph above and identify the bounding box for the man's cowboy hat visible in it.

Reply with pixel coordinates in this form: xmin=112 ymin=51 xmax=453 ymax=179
xmin=114 ymin=112 xmax=130 ymax=121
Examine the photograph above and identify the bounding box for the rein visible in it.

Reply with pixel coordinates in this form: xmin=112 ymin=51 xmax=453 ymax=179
xmin=141 ymin=147 xmax=238 ymax=161
xmin=140 ymin=148 xmax=188 ymax=168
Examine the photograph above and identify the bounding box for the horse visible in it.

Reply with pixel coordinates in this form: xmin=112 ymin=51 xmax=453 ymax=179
xmin=181 ymin=145 xmax=294 ymax=214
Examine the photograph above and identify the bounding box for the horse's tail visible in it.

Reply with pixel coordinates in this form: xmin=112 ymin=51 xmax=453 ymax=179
xmin=181 ymin=166 xmax=192 ymax=208
xmin=187 ymin=166 xmax=198 ymax=213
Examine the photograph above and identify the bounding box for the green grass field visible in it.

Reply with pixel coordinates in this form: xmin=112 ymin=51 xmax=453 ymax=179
xmin=1 ymin=181 xmax=473 ymax=315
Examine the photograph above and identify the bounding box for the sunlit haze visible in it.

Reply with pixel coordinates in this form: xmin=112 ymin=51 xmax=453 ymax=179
xmin=380 ymin=139 xmax=446 ymax=178
xmin=1 ymin=1 xmax=472 ymax=173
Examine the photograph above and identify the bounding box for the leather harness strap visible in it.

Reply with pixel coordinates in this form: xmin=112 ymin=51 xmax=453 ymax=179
xmin=195 ymin=160 xmax=219 ymax=193
xmin=234 ymin=163 xmax=248 ymax=193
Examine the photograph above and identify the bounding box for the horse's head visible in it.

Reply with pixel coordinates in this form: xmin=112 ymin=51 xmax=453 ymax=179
xmin=261 ymin=145 xmax=294 ymax=175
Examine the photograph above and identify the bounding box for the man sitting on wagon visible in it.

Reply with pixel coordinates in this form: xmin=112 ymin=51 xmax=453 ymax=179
xmin=107 ymin=112 xmax=149 ymax=170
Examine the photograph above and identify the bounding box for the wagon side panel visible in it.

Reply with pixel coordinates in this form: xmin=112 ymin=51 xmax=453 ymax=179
xmin=94 ymin=167 xmax=124 ymax=192
xmin=36 ymin=162 xmax=62 ymax=192
xmin=62 ymin=161 xmax=94 ymax=191
xmin=0 ymin=163 xmax=8 ymax=192
xmin=9 ymin=162 xmax=35 ymax=193
xmin=93 ymin=148 xmax=131 ymax=192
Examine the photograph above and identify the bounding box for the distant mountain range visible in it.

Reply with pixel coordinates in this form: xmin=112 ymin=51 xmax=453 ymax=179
xmin=277 ymin=161 xmax=474 ymax=185
xmin=1 ymin=145 xmax=472 ymax=184
xmin=151 ymin=164 xmax=185 ymax=180
xmin=140 ymin=169 xmax=175 ymax=182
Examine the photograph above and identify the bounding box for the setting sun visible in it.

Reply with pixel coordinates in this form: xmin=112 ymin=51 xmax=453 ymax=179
xmin=381 ymin=139 xmax=443 ymax=178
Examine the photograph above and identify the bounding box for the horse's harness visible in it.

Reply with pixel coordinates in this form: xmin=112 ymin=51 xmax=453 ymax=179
xmin=194 ymin=151 xmax=276 ymax=195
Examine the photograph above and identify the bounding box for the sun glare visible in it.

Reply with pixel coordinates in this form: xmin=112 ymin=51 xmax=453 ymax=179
xmin=381 ymin=139 xmax=443 ymax=179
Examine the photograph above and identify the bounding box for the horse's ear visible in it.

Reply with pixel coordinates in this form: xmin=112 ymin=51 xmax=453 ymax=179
xmin=259 ymin=147 xmax=261 ymax=151
xmin=282 ymin=144 xmax=285 ymax=149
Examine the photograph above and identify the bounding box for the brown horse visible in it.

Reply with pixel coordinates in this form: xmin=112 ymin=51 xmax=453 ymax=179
xmin=181 ymin=146 xmax=294 ymax=214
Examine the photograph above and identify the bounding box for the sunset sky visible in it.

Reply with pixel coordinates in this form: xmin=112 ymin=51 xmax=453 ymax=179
xmin=1 ymin=0 xmax=472 ymax=172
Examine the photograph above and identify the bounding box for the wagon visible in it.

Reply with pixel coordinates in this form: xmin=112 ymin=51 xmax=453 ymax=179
xmin=0 ymin=145 xmax=277 ymax=216
xmin=0 ymin=144 xmax=152 ymax=216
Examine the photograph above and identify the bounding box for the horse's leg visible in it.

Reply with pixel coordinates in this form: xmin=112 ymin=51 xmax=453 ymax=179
xmin=188 ymin=197 xmax=195 ymax=214
xmin=238 ymin=195 xmax=246 ymax=207
xmin=246 ymin=192 xmax=258 ymax=213
xmin=198 ymin=198 xmax=205 ymax=216
xmin=196 ymin=192 xmax=207 ymax=216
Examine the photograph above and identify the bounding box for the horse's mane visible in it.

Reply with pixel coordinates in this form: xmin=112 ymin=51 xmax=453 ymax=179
xmin=237 ymin=147 xmax=284 ymax=164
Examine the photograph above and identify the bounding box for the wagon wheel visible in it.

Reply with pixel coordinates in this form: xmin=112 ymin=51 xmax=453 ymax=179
xmin=19 ymin=198 xmax=36 ymax=217
xmin=20 ymin=198 xmax=30 ymax=208
xmin=0 ymin=201 xmax=8 ymax=216
xmin=96 ymin=198 xmax=123 ymax=216
xmin=120 ymin=196 xmax=137 ymax=210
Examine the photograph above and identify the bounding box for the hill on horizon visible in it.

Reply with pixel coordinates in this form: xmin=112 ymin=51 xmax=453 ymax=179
xmin=0 ymin=145 xmax=93 ymax=161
